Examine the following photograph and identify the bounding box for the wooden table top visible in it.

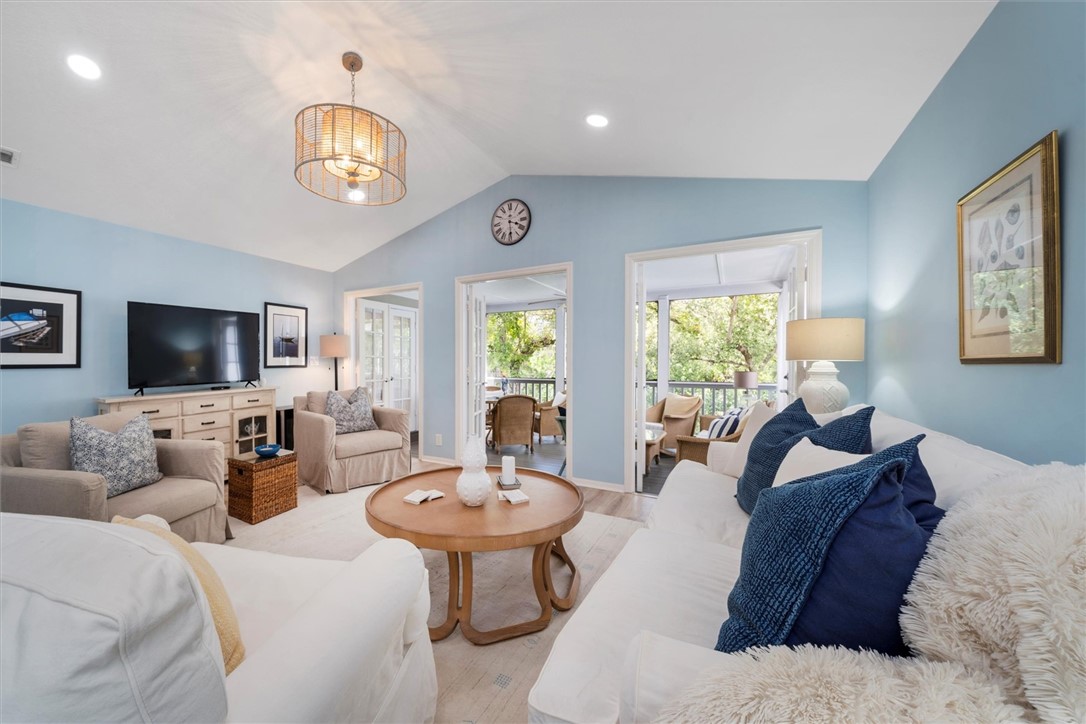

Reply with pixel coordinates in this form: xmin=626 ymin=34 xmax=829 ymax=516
xmin=366 ymin=466 xmax=584 ymax=552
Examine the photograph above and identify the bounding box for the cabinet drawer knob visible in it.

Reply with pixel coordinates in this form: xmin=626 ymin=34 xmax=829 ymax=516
xmin=144 ymin=409 xmax=159 ymax=414
xmin=247 ymin=398 xmax=259 ymax=403
xmin=200 ymin=403 xmax=214 ymax=408
xmin=201 ymin=421 xmax=215 ymax=426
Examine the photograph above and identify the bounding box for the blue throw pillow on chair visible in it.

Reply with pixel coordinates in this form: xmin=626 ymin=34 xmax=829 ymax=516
xmin=717 ymin=438 xmax=937 ymax=656
xmin=736 ymin=398 xmax=875 ymax=513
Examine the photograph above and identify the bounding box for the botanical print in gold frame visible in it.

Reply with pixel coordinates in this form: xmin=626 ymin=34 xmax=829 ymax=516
xmin=958 ymin=131 xmax=1060 ymax=364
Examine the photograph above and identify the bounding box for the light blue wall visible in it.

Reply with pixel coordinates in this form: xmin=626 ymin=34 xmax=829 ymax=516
xmin=867 ymin=1 xmax=1085 ymax=464
xmin=0 ymin=200 xmax=335 ymax=432
xmin=335 ymin=176 xmax=869 ymax=485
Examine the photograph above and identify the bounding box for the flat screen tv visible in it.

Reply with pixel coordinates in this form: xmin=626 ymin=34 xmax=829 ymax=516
xmin=128 ymin=301 xmax=260 ymax=390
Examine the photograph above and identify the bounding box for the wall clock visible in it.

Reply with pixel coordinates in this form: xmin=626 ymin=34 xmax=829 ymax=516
xmin=492 ymin=199 xmax=531 ymax=245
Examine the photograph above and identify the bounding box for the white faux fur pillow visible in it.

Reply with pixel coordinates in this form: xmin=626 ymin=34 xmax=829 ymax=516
xmin=900 ymin=463 xmax=1086 ymax=721
xmin=655 ymin=645 xmax=1022 ymax=723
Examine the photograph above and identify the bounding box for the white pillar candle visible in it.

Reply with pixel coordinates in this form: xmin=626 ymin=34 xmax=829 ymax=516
xmin=502 ymin=456 xmax=515 ymax=483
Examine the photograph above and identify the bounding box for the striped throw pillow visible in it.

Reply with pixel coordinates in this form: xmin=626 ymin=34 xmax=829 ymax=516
xmin=708 ymin=408 xmax=746 ymax=438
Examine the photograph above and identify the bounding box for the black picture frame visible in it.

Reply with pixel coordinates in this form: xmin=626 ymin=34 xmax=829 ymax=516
xmin=264 ymin=302 xmax=308 ymax=368
xmin=0 ymin=282 xmax=82 ymax=369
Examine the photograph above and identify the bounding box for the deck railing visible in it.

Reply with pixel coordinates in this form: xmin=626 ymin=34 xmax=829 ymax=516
xmin=645 ymin=381 xmax=778 ymax=417
xmin=499 ymin=377 xmax=558 ymax=402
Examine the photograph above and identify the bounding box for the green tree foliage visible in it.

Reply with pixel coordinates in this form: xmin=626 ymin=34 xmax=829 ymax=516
xmin=487 ymin=309 xmax=556 ymax=378
xmin=647 ymin=294 xmax=779 ymax=383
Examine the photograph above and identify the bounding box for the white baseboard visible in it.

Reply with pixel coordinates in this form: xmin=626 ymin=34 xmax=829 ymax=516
xmin=419 ymin=454 xmax=456 ymax=466
xmin=572 ymin=477 xmax=625 ymax=492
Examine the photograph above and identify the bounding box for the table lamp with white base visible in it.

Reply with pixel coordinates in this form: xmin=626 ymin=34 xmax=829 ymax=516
xmin=785 ymin=318 xmax=865 ymax=414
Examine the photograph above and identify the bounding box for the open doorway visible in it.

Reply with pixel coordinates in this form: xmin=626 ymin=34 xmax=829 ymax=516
xmin=625 ymin=230 xmax=822 ymax=493
xmin=343 ymin=284 xmax=424 ymax=471
xmin=455 ymin=264 xmax=572 ymax=478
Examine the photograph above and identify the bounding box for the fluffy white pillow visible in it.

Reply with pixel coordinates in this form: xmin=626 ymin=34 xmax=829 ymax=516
xmin=721 ymin=402 xmax=777 ymax=479
xmin=772 ymin=437 xmax=868 ymax=487
xmin=553 ymin=391 xmax=567 ymax=407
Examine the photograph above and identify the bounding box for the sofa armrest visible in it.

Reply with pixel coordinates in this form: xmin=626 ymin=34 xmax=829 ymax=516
xmin=225 ymin=539 xmax=436 ymax=723
xmin=373 ymin=406 xmax=409 ymax=446
xmin=155 ymin=440 xmax=224 ymax=490
xmin=620 ymin=631 xmax=738 ymax=723
xmin=0 ymin=466 xmax=109 ymax=521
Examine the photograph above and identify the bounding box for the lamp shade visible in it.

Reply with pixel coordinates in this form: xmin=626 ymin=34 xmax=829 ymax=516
xmin=785 ymin=318 xmax=865 ymax=361
xmin=319 ymin=335 xmax=350 ymax=358
xmin=734 ymin=371 xmax=759 ymax=390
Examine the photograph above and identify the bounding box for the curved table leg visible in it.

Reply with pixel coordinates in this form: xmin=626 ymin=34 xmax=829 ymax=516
xmin=429 ymin=551 xmax=460 ymax=641
xmin=542 ymin=536 xmax=580 ymax=611
xmin=458 ymin=543 xmax=556 ymax=645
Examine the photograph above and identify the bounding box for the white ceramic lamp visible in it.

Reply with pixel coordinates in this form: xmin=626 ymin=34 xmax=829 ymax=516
xmin=320 ymin=334 xmax=350 ymax=391
xmin=785 ymin=318 xmax=865 ymax=414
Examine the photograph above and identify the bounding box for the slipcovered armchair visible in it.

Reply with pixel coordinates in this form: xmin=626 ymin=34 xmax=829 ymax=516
xmin=0 ymin=411 xmax=227 ymax=543
xmin=645 ymin=394 xmax=702 ymax=455
xmin=533 ymin=392 xmax=567 ymax=443
xmin=491 ymin=394 xmax=536 ymax=453
xmin=294 ymin=390 xmax=410 ymax=494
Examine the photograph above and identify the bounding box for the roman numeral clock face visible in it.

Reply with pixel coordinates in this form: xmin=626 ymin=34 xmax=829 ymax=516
xmin=492 ymin=199 xmax=531 ymax=245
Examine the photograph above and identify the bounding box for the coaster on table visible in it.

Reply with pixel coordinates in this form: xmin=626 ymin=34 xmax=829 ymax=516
xmin=498 ymin=489 xmax=529 ymax=505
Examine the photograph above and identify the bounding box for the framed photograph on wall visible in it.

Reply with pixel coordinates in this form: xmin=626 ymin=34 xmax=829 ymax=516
xmin=264 ymin=302 xmax=308 ymax=368
xmin=0 ymin=282 xmax=82 ymax=368
xmin=958 ymin=131 xmax=1061 ymax=364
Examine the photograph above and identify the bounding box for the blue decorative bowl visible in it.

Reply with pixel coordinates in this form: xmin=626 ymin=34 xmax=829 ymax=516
xmin=254 ymin=443 xmax=281 ymax=458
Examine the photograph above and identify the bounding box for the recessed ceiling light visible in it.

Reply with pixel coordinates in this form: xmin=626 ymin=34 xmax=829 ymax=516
xmin=66 ymin=54 xmax=101 ymax=80
xmin=585 ymin=114 xmax=609 ymax=128
xmin=348 ymin=189 xmax=366 ymax=202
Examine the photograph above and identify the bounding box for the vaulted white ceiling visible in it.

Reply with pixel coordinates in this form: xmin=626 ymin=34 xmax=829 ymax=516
xmin=0 ymin=1 xmax=995 ymax=271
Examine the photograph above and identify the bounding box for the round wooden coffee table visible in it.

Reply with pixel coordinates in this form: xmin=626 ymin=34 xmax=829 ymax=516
xmin=366 ymin=465 xmax=583 ymax=645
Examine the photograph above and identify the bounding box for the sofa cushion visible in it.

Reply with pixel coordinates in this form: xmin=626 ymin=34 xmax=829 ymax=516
xmin=773 ymin=436 xmax=945 ymax=533
xmin=527 ymin=529 xmax=742 ymax=724
xmin=16 ymin=411 xmax=139 ymax=470
xmin=334 ymin=430 xmax=403 ymax=459
xmin=647 ymin=460 xmax=750 ymax=548
xmin=70 ymin=415 xmax=163 ymax=497
xmin=306 ymin=391 xmax=330 ymax=416
xmin=720 ymin=402 xmax=776 ymax=479
xmin=0 ymin=514 xmax=227 ymax=722
xmin=326 ymin=388 xmax=378 ymax=434
xmin=113 ymin=516 xmax=245 ymax=674
xmin=717 ymin=443 xmax=931 ymax=656
xmin=107 ymin=476 xmax=219 ymax=523
xmin=736 ymin=400 xmax=874 ymax=513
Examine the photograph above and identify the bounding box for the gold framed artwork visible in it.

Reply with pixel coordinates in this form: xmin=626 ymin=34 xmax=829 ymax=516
xmin=958 ymin=131 xmax=1061 ymax=364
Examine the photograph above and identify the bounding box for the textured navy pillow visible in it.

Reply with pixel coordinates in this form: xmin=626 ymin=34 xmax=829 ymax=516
xmin=716 ymin=447 xmax=932 ymax=656
xmin=736 ymin=399 xmax=874 ymax=513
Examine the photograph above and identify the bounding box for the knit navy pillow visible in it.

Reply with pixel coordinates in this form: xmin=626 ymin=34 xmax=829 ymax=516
xmin=735 ymin=399 xmax=874 ymax=513
xmin=717 ymin=443 xmax=933 ymax=656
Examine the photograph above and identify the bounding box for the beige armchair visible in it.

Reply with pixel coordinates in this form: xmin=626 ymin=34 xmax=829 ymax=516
xmin=491 ymin=394 xmax=536 ymax=453
xmin=0 ymin=411 xmax=227 ymax=543
xmin=294 ymin=391 xmax=410 ymax=494
xmin=533 ymin=394 xmax=567 ymax=443
xmin=645 ymin=395 xmax=702 ymax=454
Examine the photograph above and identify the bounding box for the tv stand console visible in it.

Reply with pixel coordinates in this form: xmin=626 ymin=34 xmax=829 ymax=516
xmin=96 ymin=387 xmax=277 ymax=462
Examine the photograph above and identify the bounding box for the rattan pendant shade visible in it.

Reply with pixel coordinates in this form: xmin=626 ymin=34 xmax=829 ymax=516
xmin=294 ymin=52 xmax=406 ymax=205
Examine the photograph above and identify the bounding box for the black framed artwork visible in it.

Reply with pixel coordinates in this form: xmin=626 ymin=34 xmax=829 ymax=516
xmin=264 ymin=302 xmax=308 ymax=368
xmin=0 ymin=282 xmax=82 ymax=368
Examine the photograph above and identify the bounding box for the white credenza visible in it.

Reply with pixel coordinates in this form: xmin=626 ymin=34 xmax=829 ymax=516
xmin=96 ymin=387 xmax=277 ymax=462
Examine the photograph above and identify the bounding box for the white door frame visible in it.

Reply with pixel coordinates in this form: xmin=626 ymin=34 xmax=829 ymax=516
xmin=454 ymin=262 xmax=573 ymax=472
xmin=343 ymin=283 xmax=425 ymax=460
xmin=624 ymin=230 xmax=822 ymax=493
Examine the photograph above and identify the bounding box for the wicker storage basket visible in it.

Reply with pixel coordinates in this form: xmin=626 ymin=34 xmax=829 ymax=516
xmin=228 ymin=454 xmax=298 ymax=524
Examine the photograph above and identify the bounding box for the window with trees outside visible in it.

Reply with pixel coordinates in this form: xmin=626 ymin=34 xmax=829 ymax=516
xmin=646 ymin=292 xmax=779 ymax=389
xmin=487 ymin=309 xmax=556 ymax=379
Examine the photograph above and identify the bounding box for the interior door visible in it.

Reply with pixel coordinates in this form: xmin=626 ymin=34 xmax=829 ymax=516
xmin=634 ymin=262 xmax=647 ymax=492
xmin=389 ymin=306 xmax=417 ymax=430
xmin=355 ymin=300 xmax=387 ymax=405
xmin=463 ymin=285 xmax=488 ymax=440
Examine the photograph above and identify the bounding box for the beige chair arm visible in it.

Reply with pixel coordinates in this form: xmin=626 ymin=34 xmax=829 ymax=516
xmin=293 ymin=396 xmax=309 ymax=414
xmin=155 ymin=440 xmax=224 ymax=491
xmin=295 ymin=410 xmax=336 ymax=457
xmin=373 ymin=407 xmax=410 ymax=446
xmin=0 ymin=466 xmax=109 ymax=521
xmin=675 ymin=436 xmax=710 ymax=465
xmin=645 ymin=400 xmax=665 ymax=424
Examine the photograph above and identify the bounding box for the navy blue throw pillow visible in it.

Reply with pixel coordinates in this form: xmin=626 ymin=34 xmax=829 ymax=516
xmin=735 ymin=399 xmax=875 ymax=513
xmin=717 ymin=449 xmax=932 ymax=656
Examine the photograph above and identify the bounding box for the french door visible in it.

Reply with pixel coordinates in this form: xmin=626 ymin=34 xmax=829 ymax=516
xmin=355 ymin=300 xmax=417 ymax=429
xmin=462 ymin=285 xmax=488 ymax=439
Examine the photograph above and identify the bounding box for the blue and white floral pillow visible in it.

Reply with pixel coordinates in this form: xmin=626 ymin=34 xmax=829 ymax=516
xmin=70 ymin=415 xmax=163 ymax=497
xmin=326 ymin=387 xmax=378 ymax=434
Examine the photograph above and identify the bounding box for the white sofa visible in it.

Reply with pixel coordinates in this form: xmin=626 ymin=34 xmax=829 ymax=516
xmin=0 ymin=513 xmax=437 ymax=723
xmin=528 ymin=407 xmax=1028 ymax=723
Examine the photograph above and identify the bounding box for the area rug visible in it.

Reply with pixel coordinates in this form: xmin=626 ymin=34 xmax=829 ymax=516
xmin=226 ymin=483 xmax=644 ymax=723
